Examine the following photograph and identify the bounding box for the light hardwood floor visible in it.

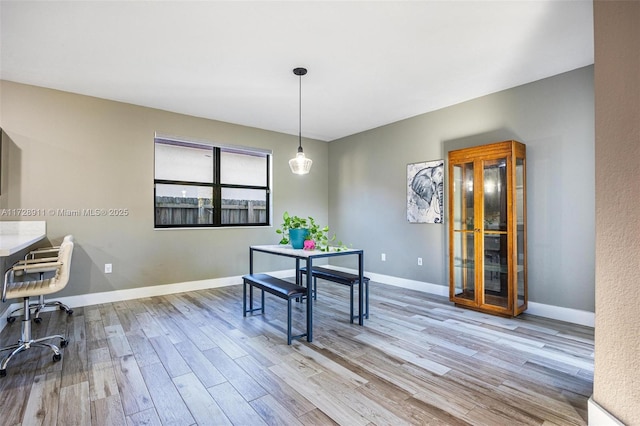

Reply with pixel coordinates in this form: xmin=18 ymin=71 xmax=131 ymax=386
xmin=0 ymin=280 xmax=594 ymax=425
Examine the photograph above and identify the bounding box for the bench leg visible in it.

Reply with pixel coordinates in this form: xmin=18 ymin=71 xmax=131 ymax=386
xmin=287 ymin=298 xmax=292 ymax=345
xmin=365 ymin=280 xmax=370 ymax=319
xmin=313 ymin=277 xmax=317 ymax=300
xmin=295 ymin=273 xmax=317 ymax=303
xmin=243 ymin=281 xmax=264 ymax=316
xmin=249 ymin=283 xmax=254 ymax=312
xmin=350 ymin=285 xmax=354 ymax=324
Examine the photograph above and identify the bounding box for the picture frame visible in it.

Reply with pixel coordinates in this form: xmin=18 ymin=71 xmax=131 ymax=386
xmin=407 ymin=159 xmax=444 ymax=223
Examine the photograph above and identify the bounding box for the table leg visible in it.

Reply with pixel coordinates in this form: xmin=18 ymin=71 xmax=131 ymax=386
xmin=358 ymin=251 xmax=364 ymax=326
xmin=306 ymin=257 xmax=313 ymax=342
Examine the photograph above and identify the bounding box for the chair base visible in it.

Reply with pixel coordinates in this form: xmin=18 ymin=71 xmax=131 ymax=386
xmin=0 ymin=298 xmax=68 ymax=377
xmin=7 ymin=295 xmax=73 ymax=324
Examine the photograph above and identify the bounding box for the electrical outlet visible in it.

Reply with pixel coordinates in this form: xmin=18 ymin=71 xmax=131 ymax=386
xmin=105 ymin=263 xmax=112 ymax=274
xmin=418 ymin=257 xmax=423 ymax=266
xmin=381 ymin=253 xmax=386 ymax=261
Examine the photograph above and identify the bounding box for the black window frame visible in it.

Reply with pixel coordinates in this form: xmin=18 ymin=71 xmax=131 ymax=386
xmin=154 ymin=135 xmax=271 ymax=229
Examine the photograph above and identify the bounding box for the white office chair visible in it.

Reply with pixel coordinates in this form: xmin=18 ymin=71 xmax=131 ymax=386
xmin=6 ymin=235 xmax=74 ymax=324
xmin=0 ymin=239 xmax=74 ymax=377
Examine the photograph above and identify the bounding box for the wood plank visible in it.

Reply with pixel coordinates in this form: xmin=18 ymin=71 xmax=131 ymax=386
xmin=297 ymin=408 xmax=340 ymax=425
xmin=172 ymin=372 xmax=232 ymax=425
xmin=58 ymin=381 xmax=91 ymax=425
xmin=250 ymin=394 xmax=304 ymax=426
xmin=124 ymin=328 xmax=161 ymax=368
xmin=88 ymin=347 xmax=119 ymax=401
xmin=353 ymin=332 xmax=451 ymax=376
xmin=202 ymin=347 xmax=267 ymax=402
xmin=21 ymin=371 xmax=61 ymax=426
xmin=200 ymin=324 xmax=248 ymax=359
xmin=0 ymin=340 xmax=39 ymax=424
xmin=234 ymin=353 xmax=316 ymax=418
xmin=104 ymin=324 xmax=134 ymax=358
xmin=126 ymin=408 xmax=163 ymax=426
xmin=60 ymin=315 xmax=89 ymax=388
xmin=176 ymin=339 xmax=227 ymax=388
xmin=148 ymin=335 xmax=191 ymax=378
xmin=269 ymin=361 xmax=370 ymax=426
xmin=139 ymin=363 xmax=195 ymax=425
xmin=112 ymin=354 xmax=154 ymax=416
xmin=91 ymin=393 xmax=127 ymax=426
xmin=207 ymin=381 xmax=267 ymax=426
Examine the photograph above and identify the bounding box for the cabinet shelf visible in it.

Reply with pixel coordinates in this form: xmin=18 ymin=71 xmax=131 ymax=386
xmin=453 ymin=258 xmax=524 ymax=274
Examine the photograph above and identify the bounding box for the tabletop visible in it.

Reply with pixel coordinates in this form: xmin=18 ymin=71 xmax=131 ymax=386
xmin=250 ymin=244 xmax=362 ymax=258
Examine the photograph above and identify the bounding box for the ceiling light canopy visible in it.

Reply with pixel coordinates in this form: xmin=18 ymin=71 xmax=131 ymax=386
xmin=289 ymin=67 xmax=313 ymax=175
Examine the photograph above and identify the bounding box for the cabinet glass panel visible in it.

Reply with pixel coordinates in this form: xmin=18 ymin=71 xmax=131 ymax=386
xmin=483 ymin=158 xmax=507 ymax=231
xmin=516 ymin=157 xmax=526 ymax=305
xmin=452 ymin=162 xmax=474 ymax=231
xmin=453 ymin=231 xmax=475 ymax=301
xmin=483 ymin=233 xmax=508 ymax=308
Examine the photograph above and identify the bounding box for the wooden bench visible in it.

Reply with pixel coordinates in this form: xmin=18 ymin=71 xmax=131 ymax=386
xmin=298 ymin=266 xmax=370 ymax=323
xmin=242 ymin=273 xmax=307 ymax=344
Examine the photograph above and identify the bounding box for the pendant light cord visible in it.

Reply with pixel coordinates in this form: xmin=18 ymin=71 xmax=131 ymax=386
xmin=298 ymin=72 xmax=302 ymax=150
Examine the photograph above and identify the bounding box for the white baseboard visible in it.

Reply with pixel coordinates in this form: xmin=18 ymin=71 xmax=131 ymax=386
xmin=321 ymin=265 xmax=594 ymax=327
xmin=0 ymin=269 xmax=295 ymax=334
xmin=527 ymin=301 xmax=594 ymax=328
xmin=588 ymin=396 xmax=624 ymax=425
xmin=0 ymin=267 xmax=594 ymax=334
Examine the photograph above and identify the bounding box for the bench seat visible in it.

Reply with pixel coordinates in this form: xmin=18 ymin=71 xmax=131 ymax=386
xmin=298 ymin=266 xmax=370 ymax=322
xmin=242 ymin=273 xmax=307 ymax=344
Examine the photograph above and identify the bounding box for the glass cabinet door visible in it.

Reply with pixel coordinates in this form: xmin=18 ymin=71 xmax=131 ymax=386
xmin=451 ymin=162 xmax=475 ymax=303
xmin=482 ymin=158 xmax=509 ymax=309
xmin=515 ymin=156 xmax=527 ymax=309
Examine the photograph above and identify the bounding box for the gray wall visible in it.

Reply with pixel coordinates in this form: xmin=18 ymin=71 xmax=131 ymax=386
xmin=329 ymin=66 xmax=595 ymax=312
xmin=0 ymin=80 xmax=329 ymax=310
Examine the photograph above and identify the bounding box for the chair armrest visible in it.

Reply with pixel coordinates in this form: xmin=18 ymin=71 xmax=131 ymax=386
xmin=18 ymin=257 xmax=59 ymax=265
xmin=26 ymin=246 xmax=61 ymax=260
xmin=12 ymin=260 xmax=63 ymax=274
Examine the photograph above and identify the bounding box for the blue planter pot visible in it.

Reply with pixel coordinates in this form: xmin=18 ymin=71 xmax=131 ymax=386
xmin=289 ymin=228 xmax=309 ymax=249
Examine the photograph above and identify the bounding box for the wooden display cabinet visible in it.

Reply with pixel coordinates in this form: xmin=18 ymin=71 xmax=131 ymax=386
xmin=448 ymin=140 xmax=527 ymax=317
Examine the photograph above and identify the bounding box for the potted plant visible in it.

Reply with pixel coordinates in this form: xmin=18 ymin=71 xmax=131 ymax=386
xmin=276 ymin=212 xmax=345 ymax=251
xmin=276 ymin=212 xmax=309 ymax=249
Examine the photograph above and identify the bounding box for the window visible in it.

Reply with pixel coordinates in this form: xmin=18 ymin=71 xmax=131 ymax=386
xmin=154 ymin=135 xmax=271 ymax=228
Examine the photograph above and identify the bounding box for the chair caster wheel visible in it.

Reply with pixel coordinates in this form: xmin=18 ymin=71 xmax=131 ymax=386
xmin=60 ymin=340 xmax=69 ymax=348
xmin=6 ymin=316 xmax=16 ymax=324
xmin=0 ymin=369 xmax=6 ymax=377
xmin=53 ymin=354 xmax=62 ymax=362
xmin=34 ymin=317 xmax=42 ymax=324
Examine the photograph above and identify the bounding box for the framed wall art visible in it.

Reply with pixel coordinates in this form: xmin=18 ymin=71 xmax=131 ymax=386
xmin=407 ymin=159 xmax=444 ymax=223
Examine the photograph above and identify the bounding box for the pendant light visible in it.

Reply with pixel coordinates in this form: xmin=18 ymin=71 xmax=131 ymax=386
xmin=289 ymin=67 xmax=313 ymax=175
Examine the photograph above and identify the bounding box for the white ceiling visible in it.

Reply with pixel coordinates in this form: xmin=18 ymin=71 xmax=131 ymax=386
xmin=0 ymin=1 xmax=593 ymax=142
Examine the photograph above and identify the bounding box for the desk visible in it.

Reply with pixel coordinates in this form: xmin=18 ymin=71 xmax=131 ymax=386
xmin=0 ymin=221 xmax=46 ymax=257
xmin=249 ymin=244 xmax=364 ymax=342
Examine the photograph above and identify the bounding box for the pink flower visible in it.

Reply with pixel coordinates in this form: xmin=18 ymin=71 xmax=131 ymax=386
xmin=303 ymin=239 xmax=316 ymax=250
